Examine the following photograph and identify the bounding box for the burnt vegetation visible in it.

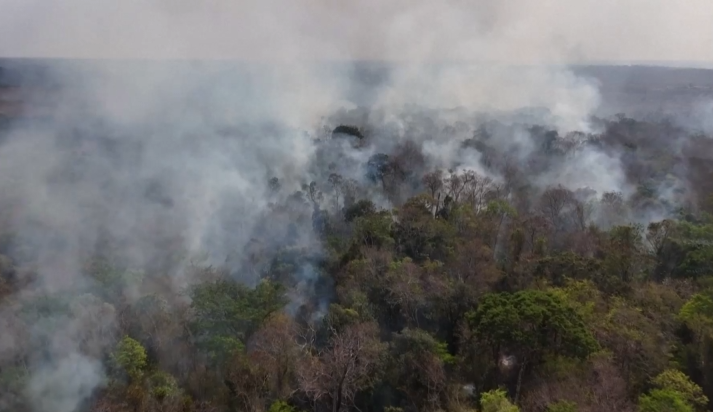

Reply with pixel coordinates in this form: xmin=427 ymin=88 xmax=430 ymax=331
xmin=1 ymin=63 xmax=713 ymax=412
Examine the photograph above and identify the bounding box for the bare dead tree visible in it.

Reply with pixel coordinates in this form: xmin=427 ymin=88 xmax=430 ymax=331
xmin=443 ymin=170 xmax=474 ymax=204
xmin=328 ymin=173 xmax=344 ymax=213
xmin=305 ymin=181 xmax=324 ymax=207
xmin=540 ymin=186 xmax=575 ymax=232
xmin=248 ymin=313 xmax=301 ymax=399
xmin=599 ymin=191 xmax=627 ymax=228
xmin=646 ymin=219 xmax=673 ymax=256
xmin=463 ymin=172 xmax=496 ymax=214
xmin=521 ymin=353 xmax=633 ymax=412
xmin=385 ymin=258 xmax=425 ymax=327
xmin=297 ymin=322 xmax=385 ymax=412
xmin=422 ymin=170 xmax=444 ymax=216
xmin=523 ymin=214 xmax=552 ymax=253
xmin=339 ymin=178 xmax=360 ymax=210
xmin=571 ymin=198 xmax=593 ymax=232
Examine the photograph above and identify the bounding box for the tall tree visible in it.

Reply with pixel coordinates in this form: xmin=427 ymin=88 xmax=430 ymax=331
xmin=467 ymin=290 xmax=599 ymax=403
xmin=297 ymin=322 xmax=385 ymax=412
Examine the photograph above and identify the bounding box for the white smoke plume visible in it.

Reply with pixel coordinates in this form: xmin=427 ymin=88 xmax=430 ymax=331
xmin=26 ymin=353 xmax=105 ymax=412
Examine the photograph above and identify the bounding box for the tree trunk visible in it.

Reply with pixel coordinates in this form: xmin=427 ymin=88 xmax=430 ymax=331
xmin=515 ymin=360 xmax=528 ymax=405
xmin=333 ymin=387 xmax=344 ymax=412
xmin=333 ymin=373 xmax=346 ymax=412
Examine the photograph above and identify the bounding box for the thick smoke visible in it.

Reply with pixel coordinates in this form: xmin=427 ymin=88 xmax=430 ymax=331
xmin=27 ymin=353 xmax=104 ymax=412
xmin=1 ymin=0 xmax=712 ymax=411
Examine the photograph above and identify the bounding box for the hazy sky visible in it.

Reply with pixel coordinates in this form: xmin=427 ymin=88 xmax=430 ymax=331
xmin=1 ymin=0 xmax=712 ymax=63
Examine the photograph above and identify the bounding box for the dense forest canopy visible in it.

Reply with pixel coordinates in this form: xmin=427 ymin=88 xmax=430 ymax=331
xmin=1 ymin=61 xmax=713 ymax=412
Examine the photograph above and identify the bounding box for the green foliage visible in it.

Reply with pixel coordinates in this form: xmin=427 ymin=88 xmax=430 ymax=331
xmin=639 ymin=389 xmax=694 ymax=412
xmin=598 ymin=296 xmax=674 ymax=393
xmin=268 ymin=400 xmax=298 ymax=412
xmin=651 ymin=370 xmax=708 ymax=410
xmin=384 ymin=328 xmax=454 ymax=407
xmin=468 ymin=290 xmax=599 ymax=362
xmin=190 ymin=278 xmax=286 ymax=361
xmin=664 ymin=220 xmax=713 ymax=278
xmin=335 ymin=288 xmax=376 ymax=323
xmin=434 ymin=340 xmax=455 ymax=365
xmin=679 ymin=291 xmax=713 ymax=337
xmin=203 ymin=336 xmax=245 ymax=363
xmin=480 ymin=389 xmax=519 ymax=412
xmin=112 ymin=336 xmax=147 ymax=381
xmin=8 ymin=132 xmax=713 ymax=412
xmin=393 ymin=195 xmax=457 ymax=262
xmin=535 ymin=252 xmax=603 ymax=287
xmin=534 ymin=236 xmax=547 ymax=256
xmin=549 ymin=279 xmax=602 ymax=324
xmin=323 ymin=303 xmax=364 ymax=333
xmin=485 ymin=200 xmax=517 ymax=219
xmin=344 ymin=199 xmax=377 ymax=222
xmin=391 ymin=328 xmax=455 ymax=365
xmin=353 ymin=211 xmax=394 ymax=249
xmin=146 ymin=370 xmax=179 ymax=400
xmin=602 ymin=224 xmax=647 ymax=285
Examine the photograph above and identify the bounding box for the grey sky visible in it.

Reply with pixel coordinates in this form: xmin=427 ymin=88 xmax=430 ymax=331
xmin=0 ymin=0 xmax=712 ymax=63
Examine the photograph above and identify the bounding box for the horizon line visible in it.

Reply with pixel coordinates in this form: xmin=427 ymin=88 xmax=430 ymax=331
xmin=0 ymin=56 xmax=712 ymax=68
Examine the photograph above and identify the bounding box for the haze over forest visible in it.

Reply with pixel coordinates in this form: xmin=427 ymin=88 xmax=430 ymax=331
xmin=2 ymin=2 xmax=713 ymax=412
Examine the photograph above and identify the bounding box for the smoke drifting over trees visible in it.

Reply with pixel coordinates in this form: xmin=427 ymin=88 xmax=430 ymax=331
xmin=1 ymin=1 xmax=713 ymax=412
